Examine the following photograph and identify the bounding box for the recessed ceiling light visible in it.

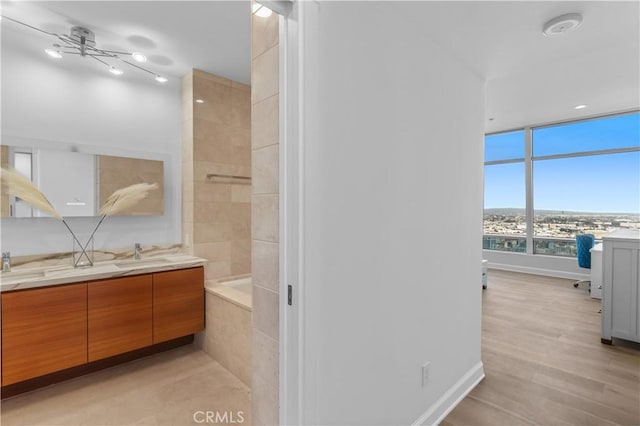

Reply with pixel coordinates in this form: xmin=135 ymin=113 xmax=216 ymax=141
xmin=132 ymin=52 xmax=147 ymax=63
xmin=543 ymin=13 xmax=583 ymax=37
xmin=45 ymin=48 xmax=62 ymax=59
xmin=109 ymin=66 xmax=123 ymax=76
xmin=253 ymin=4 xmax=273 ymax=18
xmin=155 ymin=75 xmax=168 ymax=83
xmin=195 ymin=99 xmax=205 ymax=104
xmin=574 ymin=104 xmax=587 ymax=110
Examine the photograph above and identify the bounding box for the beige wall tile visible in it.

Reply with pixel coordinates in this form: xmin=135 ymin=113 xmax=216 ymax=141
xmin=232 ymin=203 xmax=252 ymax=240
xmin=232 ymin=145 xmax=252 ymax=167
xmin=231 ymin=239 xmax=252 ymax=275
xmin=194 ymin=137 xmax=232 ymax=164
xmin=194 ymin=119 xmax=233 ymax=145
xmin=252 ymin=95 xmax=279 ymax=149
xmin=204 ymin=260 xmax=232 ymax=280
xmin=231 ymin=88 xmax=251 ymax=130
xmin=252 ymin=241 xmax=279 ymax=292
xmin=194 ymin=202 xmax=231 ymax=223
xmin=252 ymin=145 xmax=279 ymax=195
xmin=252 ymin=375 xmax=279 ymax=426
xmin=231 ymin=127 xmax=251 ymax=148
xmin=232 ymin=185 xmax=252 ymax=203
xmin=252 ymin=45 xmax=279 ymax=104
xmin=194 ymin=79 xmax=232 ymax=124
xmin=253 ymin=286 xmax=279 ymax=340
xmin=252 ymin=12 xmax=279 ymax=60
xmin=193 ymin=222 xmax=232 ymax=244
xmin=252 ymin=195 xmax=279 ymax=242
xmin=194 ymin=181 xmax=232 ymax=203
xmin=253 ymin=329 xmax=279 ymax=388
xmin=205 ymin=294 xmax=252 ymax=387
xmin=193 ymin=241 xmax=231 ymax=262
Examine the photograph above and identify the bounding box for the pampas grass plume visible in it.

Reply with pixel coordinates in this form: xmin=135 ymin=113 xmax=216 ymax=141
xmin=1 ymin=167 xmax=62 ymax=219
xmin=98 ymin=182 xmax=159 ymax=216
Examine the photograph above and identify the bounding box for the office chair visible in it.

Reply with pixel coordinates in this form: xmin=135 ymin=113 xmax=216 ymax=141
xmin=574 ymin=233 xmax=595 ymax=289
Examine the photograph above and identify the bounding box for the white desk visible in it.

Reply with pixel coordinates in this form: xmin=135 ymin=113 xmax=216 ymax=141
xmin=590 ymin=243 xmax=603 ymax=300
xmin=601 ymin=229 xmax=640 ymax=344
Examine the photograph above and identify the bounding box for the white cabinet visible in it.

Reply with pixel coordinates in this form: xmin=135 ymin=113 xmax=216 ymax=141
xmin=601 ymin=229 xmax=640 ymax=344
xmin=590 ymin=243 xmax=603 ymax=300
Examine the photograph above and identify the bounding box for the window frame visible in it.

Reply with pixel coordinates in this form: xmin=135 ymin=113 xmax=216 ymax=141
xmin=484 ymin=110 xmax=640 ymax=256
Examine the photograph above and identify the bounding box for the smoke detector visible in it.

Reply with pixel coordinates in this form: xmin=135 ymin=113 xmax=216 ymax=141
xmin=542 ymin=13 xmax=583 ymax=37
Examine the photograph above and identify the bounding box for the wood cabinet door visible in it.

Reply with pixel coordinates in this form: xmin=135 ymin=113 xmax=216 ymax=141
xmin=2 ymin=283 xmax=88 ymax=385
xmin=88 ymin=275 xmax=152 ymax=361
xmin=153 ymin=267 xmax=204 ymax=343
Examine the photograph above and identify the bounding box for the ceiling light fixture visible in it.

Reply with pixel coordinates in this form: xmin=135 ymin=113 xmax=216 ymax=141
xmin=1 ymin=15 xmax=168 ymax=83
xmin=252 ymin=3 xmax=273 ymax=18
xmin=44 ymin=48 xmax=62 ymax=59
xmin=574 ymin=104 xmax=587 ymax=110
xmin=542 ymin=13 xmax=583 ymax=37
xmin=131 ymin=52 xmax=147 ymax=63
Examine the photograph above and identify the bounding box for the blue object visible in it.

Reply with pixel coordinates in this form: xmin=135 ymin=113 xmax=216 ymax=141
xmin=576 ymin=234 xmax=595 ymax=269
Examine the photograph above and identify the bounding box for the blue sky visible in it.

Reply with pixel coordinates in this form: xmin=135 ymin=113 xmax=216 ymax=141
xmin=485 ymin=112 xmax=640 ymax=214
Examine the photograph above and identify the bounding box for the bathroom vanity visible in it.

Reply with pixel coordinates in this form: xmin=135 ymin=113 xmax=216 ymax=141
xmin=0 ymin=255 xmax=205 ymax=396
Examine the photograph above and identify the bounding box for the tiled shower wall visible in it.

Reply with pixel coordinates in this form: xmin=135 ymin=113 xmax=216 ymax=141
xmin=182 ymin=69 xmax=252 ymax=280
xmin=251 ymin=8 xmax=280 ymax=426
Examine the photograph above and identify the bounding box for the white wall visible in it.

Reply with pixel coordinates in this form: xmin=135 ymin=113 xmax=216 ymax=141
xmin=1 ymin=29 xmax=181 ymax=256
xmin=294 ymin=2 xmax=485 ymax=424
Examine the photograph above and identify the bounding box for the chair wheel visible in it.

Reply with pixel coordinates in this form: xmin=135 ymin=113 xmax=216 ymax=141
xmin=573 ymin=283 xmax=579 ymax=287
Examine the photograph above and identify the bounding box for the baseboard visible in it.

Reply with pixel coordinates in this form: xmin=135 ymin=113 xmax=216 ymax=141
xmin=488 ymin=262 xmax=589 ymax=281
xmin=412 ymin=361 xmax=485 ymax=426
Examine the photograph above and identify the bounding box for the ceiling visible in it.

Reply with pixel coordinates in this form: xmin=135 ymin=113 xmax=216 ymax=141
xmin=387 ymin=1 xmax=639 ymax=133
xmin=1 ymin=1 xmax=251 ymax=84
xmin=2 ymin=1 xmax=638 ymax=133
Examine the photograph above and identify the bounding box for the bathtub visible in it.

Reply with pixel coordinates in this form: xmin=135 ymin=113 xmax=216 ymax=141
xmin=203 ymin=274 xmax=252 ymax=386
xmin=205 ymin=274 xmax=252 ymax=310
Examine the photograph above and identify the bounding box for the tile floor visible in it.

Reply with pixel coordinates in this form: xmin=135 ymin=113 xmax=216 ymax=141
xmin=0 ymin=344 xmax=251 ymax=426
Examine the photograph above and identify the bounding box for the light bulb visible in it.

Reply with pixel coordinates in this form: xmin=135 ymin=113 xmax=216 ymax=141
xmin=155 ymin=75 xmax=168 ymax=83
xmin=195 ymin=99 xmax=205 ymax=104
xmin=45 ymin=48 xmax=62 ymax=59
xmin=109 ymin=67 xmax=123 ymax=76
xmin=132 ymin=52 xmax=147 ymax=63
xmin=254 ymin=5 xmax=272 ymax=17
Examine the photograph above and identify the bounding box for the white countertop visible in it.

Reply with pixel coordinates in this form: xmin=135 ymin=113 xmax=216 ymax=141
xmin=602 ymin=229 xmax=640 ymax=242
xmin=0 ymin=254 xmax=207 ymax=292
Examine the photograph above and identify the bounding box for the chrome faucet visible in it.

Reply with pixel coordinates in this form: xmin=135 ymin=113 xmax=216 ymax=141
xmin=134 ymin=243 xmax=142 ymax=260
xmin=2 ymin=252 xmax=11 ymax=272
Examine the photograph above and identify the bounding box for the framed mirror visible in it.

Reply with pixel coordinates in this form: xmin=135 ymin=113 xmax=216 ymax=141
xmin=1 ymin=145 xmax=164 ymax=217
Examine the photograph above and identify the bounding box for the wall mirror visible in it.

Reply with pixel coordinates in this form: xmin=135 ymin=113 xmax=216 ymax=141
xmin=1 ymin=145 xmax=164 ymax=218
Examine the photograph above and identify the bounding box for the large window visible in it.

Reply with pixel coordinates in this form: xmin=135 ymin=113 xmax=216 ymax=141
xmin=483 ymin=131 xmax=526 ymax=252
xmin=484 ymin=112 xmax=640 ymax=256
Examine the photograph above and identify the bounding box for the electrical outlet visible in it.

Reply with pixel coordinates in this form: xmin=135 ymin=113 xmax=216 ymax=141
xmin=421 ymin=361 xmax=431 ymax=387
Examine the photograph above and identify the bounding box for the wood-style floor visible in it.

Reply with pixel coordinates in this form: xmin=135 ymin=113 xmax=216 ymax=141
xmin=444 ymin=269 xmax=640 ymax=426
xmin=0 ymin=345 xmax=251 ymax=426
